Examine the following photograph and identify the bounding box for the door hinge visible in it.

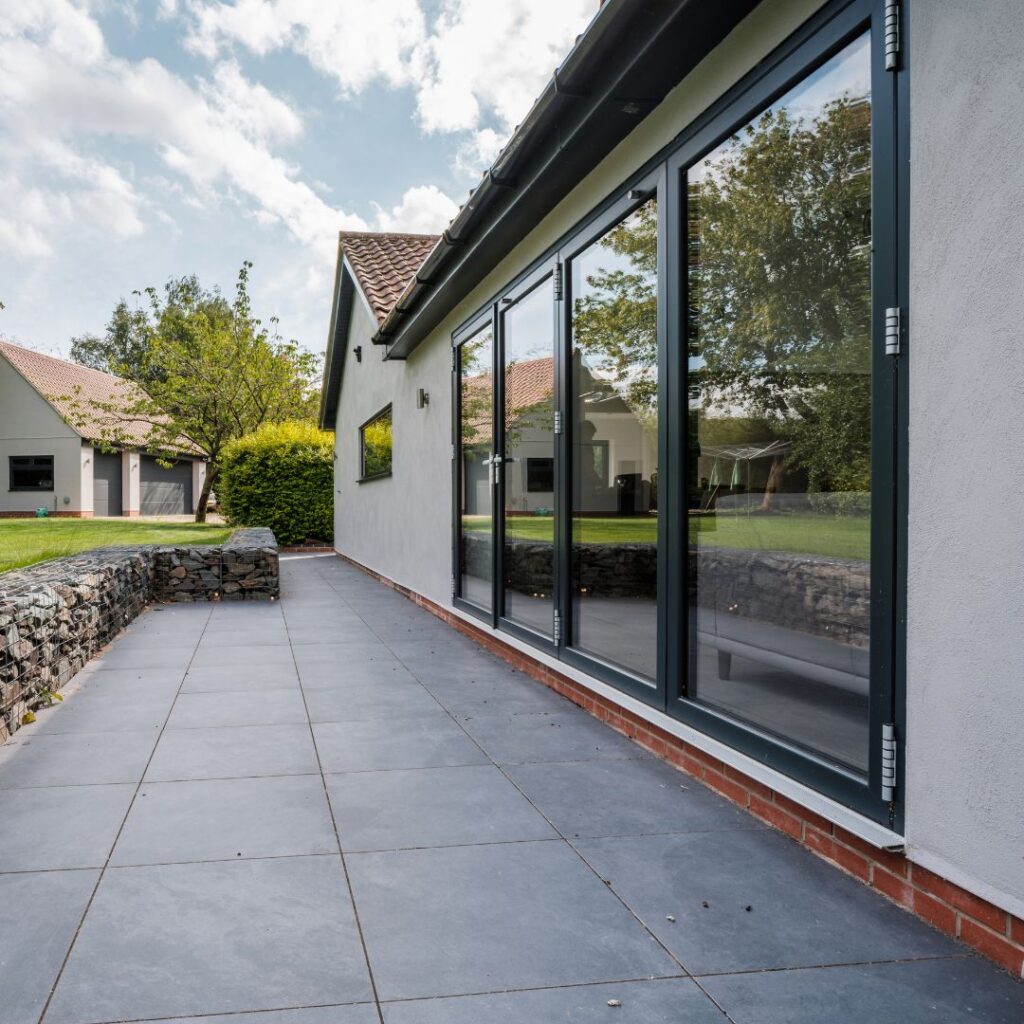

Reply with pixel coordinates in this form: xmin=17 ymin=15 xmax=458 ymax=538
xmin=884 ymin=0 xmax=900 ymax=70
xmin=553 ymin=264 xmax=563 ymax=302
xmin=451 ymin=347 xmax=458 ymax=372
xmin=553 ymin=410 xmax=563 ymax=435
xmin=553 ymin=609 xmax=563 ymax=643
xmin=880 ymin=723 xmax=897 ymax=802
xmin=451 ymin=443 xmax=456 ymax=462
xmin=451 ymin=573 xmax=457 ymax=599
xmin=885 ymin=306 xmax=902 ymax=356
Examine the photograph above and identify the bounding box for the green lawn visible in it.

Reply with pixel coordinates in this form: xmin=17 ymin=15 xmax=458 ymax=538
xmin=463 ymin=513 xmax=869 ymax=560
xmin=0 ymin=519 xmax=232 ymax=573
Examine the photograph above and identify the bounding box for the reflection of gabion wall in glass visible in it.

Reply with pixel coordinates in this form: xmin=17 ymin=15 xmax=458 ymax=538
xmin=0 ymin=528 xmax=278 ymax=743
xmin=463 ymin=534 xmax=869 ymax=644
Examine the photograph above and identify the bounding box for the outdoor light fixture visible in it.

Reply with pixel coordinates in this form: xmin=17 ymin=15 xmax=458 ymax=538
xmin=354 ymin=345 xmax=363 ymax=363
xmin=416 ymin=388 xmax=429 ymax=409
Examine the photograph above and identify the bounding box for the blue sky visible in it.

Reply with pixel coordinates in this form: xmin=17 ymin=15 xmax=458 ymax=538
xmin=0 ymin=0 xmax=596 ymax=361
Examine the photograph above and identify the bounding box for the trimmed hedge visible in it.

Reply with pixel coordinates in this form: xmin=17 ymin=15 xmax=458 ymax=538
xmin=218 ymin=422 xmax=333 ymax=546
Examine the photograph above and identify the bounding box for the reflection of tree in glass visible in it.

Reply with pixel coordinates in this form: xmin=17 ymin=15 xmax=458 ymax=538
xmin=460 ymin=332 xmax=493 ymax=448
xmin=572 ymin=199 xmax=658 ymax=422
xmin=362 ymin=410 xmax=392 ymax=477
xmin=688 ymin=94 xmax=871 ymax=511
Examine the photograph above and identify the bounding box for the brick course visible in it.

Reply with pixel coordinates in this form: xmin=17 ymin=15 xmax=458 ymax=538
xmin=335 ymin=550 xmax=1024 ymax=980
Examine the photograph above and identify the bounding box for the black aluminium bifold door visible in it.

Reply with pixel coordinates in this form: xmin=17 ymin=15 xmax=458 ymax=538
xmin=453 ymin=0 xmax=905 ymax=827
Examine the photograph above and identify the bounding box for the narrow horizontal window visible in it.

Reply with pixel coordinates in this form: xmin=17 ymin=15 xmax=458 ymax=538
xmin=359 ymin=405 xmax=393 ymax=481
xmin=10 ymin=455 xmax=54 ymax=492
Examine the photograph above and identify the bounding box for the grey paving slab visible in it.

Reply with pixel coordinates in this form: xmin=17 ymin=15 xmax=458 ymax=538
xmin=181 ymin=662 xmax=301 ymax=692
xmin=326 ymin=764 xmax=557 ymax=851
xmin=0 ymin=869 xmax=99 ymax=1024
xmin=92 ymin=643 xmax=196 ymax=670
xmin=299 ymin=658 xmax=419 ymax=689
xmin=146 ymin=723 xmax=319 ymax=781
xmin=46 ymin=855 xmax=374 ymax=1023
xmin=0 ymin=730 xmax=157 ymax=789
xmin=194 ymin=626 xmax=291 ymax=646
xmin=166 ymin=688 xmax=308 ymax=729
xmin=293 ymin=642 xmax=403 ymax=674
xmin=348 ymin=839 xmax=680 ymax=1001
xmin=459 ymin=708 xmax=650 ymax=764
xmin=0 ymin=784 xmax=134 ymax=871
xmin=189 ymin=643 xmax=296 ymax=670
xmin=382 ymin=978 xmax=725 ymax=1023
xmin=112 ymin=774 xmax=337 ymax=865
xmin=31 ymin=685 xmax=172 ymax=735
xmin=702 ymin=957 xmax=1024 ymax=1024
xmin=160 ymin=1008 xmax=378 ymax=1024
xmin=72 ymin=666 xmax=186 ymax=694
xmin=576 ymin=831 xmax=961 ymax=974
xmin=313 ymin=715 xmax=488 ymax=773
xmin=421 ymin=674 xmax=568 ymax=716
xmin=505 ymin=757 xmax=757 ymax=838
xmin=304 ymin=679 xmax=442 ymax=722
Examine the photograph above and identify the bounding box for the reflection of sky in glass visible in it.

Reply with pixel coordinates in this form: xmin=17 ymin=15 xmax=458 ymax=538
xmin=505 ymin=279 xmax=553 ymax=366
xmin=691 ymin=33 xmax=870 ymax=185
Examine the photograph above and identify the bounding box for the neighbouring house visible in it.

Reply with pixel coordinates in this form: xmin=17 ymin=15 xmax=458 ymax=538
xmin=0 ymin=340 xmax=206 ymax=517
xmin=319 ymin=0 xmax=1024 ymax=975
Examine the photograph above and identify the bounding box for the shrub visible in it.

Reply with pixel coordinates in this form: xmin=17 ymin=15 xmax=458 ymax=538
xmin=218 ymin=421 xmax=333 ymax=545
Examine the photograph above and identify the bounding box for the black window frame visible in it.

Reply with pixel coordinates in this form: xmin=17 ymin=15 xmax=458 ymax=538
xmin=9 ymin=455 xmax=55 ymax=492
xmin=449 ymin=0 xmax=906 ymax=829
xmin=357 ymin=404 xmax=393 ymax=483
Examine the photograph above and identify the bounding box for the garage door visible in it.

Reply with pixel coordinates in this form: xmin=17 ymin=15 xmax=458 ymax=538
xmin=140 ymin=456 xmax=193 ymax=515
xmin=93 ymin=452 xmax=122 ymax=517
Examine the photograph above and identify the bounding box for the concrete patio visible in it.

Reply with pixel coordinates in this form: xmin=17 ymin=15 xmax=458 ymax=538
xmin=0 ymin=553 xmax=1021 ymax=1024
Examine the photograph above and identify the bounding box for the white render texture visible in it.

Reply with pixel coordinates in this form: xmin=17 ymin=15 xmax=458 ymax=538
xmin=329 ymin=0 xmax=1024 ymax=917
xmin=903 ymin=0 xmax=1024 ymax=918
xmin=0 ymin=354 xmax=84 ymax=514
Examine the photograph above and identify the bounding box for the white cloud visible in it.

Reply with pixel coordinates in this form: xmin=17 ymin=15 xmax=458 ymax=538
xmin=373 ymin=184 xmax=459 ymax=233
xmin=0 ymin=0 xmax=370 ymax=264
xmin=183 ymin=0 xmax=596 ymax=175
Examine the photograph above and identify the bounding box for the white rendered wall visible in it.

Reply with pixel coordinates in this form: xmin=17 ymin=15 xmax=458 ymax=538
xmin=903 ymin=0 xmax=1024 ymax=918
xmin=122 ymin=450 xmax=140 ymax=515
xmin=0 ymin=356 xmax=86 ymax=514
xmin=192 ymin=460 xmax=207 ymax=514
xmin=79 ymin=446 xmax=94 ymax=515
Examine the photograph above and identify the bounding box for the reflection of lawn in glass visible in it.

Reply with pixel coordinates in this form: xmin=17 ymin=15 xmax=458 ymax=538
xmin=462 ymin=514 xmax=869 ymax=560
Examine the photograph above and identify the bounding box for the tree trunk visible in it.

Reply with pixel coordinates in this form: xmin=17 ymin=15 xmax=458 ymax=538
xmin=758 ymin=455 xmax=785 ymax=512
xmin=194 ymin=467 xmax=217 ymax=524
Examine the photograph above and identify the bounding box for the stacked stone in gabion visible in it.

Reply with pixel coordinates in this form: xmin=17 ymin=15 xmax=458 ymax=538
xmin=150 ymin=547 xmax=223 ymax=603
xmin=0 ymin=529 xmax=280 ymax=742
xmin=0 ymin=548 xmax=151 ymax=743
xmin=221 ymin=528 xmax=280 ymax=601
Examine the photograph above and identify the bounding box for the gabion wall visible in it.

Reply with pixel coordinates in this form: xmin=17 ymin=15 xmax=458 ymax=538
xmin=0 ymin=528 xmax=278 ymax=742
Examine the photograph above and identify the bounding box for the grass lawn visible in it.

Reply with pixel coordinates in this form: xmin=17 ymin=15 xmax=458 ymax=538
xmin=0 ymin=519 xmax=233 ymax=573
xmin=463 ymin=513 xmax=869 ymax=560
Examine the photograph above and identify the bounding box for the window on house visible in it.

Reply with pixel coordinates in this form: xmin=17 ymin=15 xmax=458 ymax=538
xmin=9 ymin=456 xmax=54 ymax=491
xmin=359 ymin=405 xmax=393 ymax=480
xmin=526 ymin=457 xmax=554 ymax=493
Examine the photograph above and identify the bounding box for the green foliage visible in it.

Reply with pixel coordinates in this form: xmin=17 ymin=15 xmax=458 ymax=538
xmin=361 ymin=409 xmax=392 ymax=478
xmin=60 ymin=262 xmax=321 ymax=521
xmin=218 ymin=421 xmax=333 ymax=545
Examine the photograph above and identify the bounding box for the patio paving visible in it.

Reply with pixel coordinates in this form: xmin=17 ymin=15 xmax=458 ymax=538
xmin=0 ymin=553 xmax=1021 ymax=1023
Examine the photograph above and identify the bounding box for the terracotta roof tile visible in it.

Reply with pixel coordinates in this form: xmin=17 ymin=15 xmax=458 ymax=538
xmin=0 ymin=340 xmax=193 ymax=453
xmin=339 ymin=231 xmax=439 ymax=326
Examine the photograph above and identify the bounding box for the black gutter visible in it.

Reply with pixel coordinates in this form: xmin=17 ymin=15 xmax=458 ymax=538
xmin=318 ymin=245 xmax=356 ymax=429
xmin=375 ymin=0 xmax=759 ymax=359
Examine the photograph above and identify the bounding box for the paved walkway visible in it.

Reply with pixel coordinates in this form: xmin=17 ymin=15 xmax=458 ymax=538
xmin=0 ymin=554 xmax=1021 ymax=1024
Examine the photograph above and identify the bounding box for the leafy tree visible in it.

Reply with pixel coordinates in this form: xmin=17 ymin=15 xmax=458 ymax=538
xmin=60 ymin=262 xmax=320 ymax=522
xmin=70 ymin=300 xmax=153 ymax=380
xmin=688 ymin=95 xmax=872 ymax=511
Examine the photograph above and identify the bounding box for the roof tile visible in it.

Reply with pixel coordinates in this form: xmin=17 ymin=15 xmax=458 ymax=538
xmin=339 ymin=231 xmax=439 ymax=326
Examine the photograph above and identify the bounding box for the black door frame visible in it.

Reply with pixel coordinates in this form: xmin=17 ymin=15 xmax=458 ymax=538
xmin=450 ymin=0 xmax=906 ymax=828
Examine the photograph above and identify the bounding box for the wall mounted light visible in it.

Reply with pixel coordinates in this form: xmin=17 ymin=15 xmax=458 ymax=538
xmin=416 ymin=388 xmax=429 ymax=409
xmin=354 ymin=345 xmax=363 ymax=363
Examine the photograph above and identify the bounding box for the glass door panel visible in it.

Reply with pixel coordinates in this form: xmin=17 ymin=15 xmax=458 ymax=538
xmin=501 ymin=277 xmax=556 ymax=636
xmin=569 ymin=198 xmax=659 ymax=679
xmin=458 ymin=324 xmax=495 ymax=611
xmin=686 ymin=33 xmax=873 ymax=773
